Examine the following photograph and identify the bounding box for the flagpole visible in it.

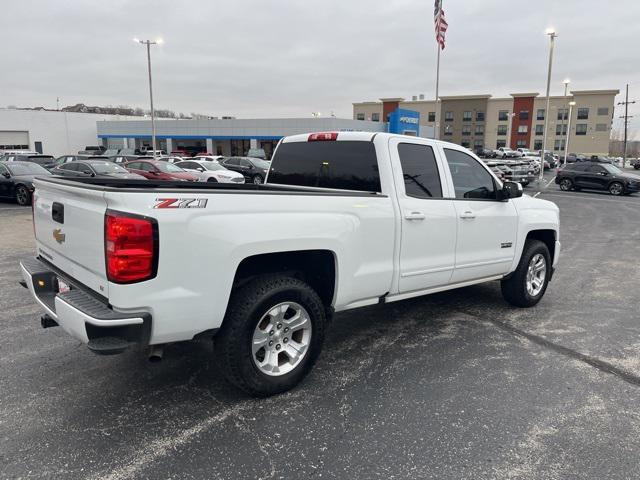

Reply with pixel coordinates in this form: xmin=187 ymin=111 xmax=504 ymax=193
xmin=434 ymin=45 xmax=440 ymax=140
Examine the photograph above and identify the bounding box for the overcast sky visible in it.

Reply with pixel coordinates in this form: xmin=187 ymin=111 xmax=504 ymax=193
xmin=3 ymin=0 xmax=639 ymax=133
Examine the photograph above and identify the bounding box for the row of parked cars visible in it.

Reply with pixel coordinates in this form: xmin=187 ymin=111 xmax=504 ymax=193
xmin=0 ymin=151 xmax=271 ymax=206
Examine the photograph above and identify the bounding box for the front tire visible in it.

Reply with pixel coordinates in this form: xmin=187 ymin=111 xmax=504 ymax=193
xmin=206 ymin=177 xmax=218 ymax=183
xmin=214 ymin=274 xmax=326 ymax=397
xmin=501 ymin=239 xmax=551 ymax=308
xmin=252 ymin=175 xmax=263 ymax=185
xmin=15 ymin=185 xmax=31 ymax=206
xmin=559 ymin=178 xmax=573 ymax=191
xmin=609 ymin=182 xmax=624 ymax=196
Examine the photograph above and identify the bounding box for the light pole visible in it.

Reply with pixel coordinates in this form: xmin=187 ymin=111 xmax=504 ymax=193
xmin=133 ymin=37 xmax=163 ymax=158
xmin=563 ymin=101 xmax=576 ymax=166
xmin=540 ymin=28 xmax=557 ymax=183
xmin=562 ymin=78 xmax=570 ymax=154
xmin=505 ymin=112 xmax=516 ymax=149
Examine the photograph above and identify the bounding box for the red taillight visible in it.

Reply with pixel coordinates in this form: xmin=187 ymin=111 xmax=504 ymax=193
xmin=308 ymin=132 xmax=338 ymax=142
xmin=105 ymin=211 xmax=157 ymax=284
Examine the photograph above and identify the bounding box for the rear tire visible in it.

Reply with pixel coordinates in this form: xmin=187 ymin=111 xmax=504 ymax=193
xmin=252 ymin=175 xmax=263 ymax=185
xmin=15 ymin=185 xmax=31 ymax=206
xmin=501 ymin=239 xmax=551 ymax=308
xmin=214 ymin=274 xmax=326 ymax=397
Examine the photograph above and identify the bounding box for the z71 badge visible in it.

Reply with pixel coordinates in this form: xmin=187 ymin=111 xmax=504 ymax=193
xmin=154 ymin=198 xmax=208 ymax=209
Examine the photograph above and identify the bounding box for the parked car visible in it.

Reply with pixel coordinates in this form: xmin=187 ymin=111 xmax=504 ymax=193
xmin=222 ymin=156 xmax=270 ymax=184
xmin=107 ymin=154 xmax=142 ymax=164
xmin=632 ymin=159 xmax=640 ymax=170
xmin=193 ymin=155 xmax=225 ymax=163
xmin=556 ymin=162 xmax=640 ymax=195
xmin=0 ymin=161 xmax=51 ymax=205
xmin=1 ymin=154 xmax=56 ymax=169
xmin=477 ymin=148 xmax=497 ymax=159
xmin=157 ymin=156 xmax=185 ymax=164
xmin=124 ymin=159 xmax=198 ymax=181
xmin=53 ymin=155 xmax=109 ymax=168
xmin=487 ymin=161 xmax=535 ymax=186
xmin=51 ymin=160 xmax=146 ymax=179
xmin=589 ymin=155 xmax=613 ymax=164
xmin=142 ymin=149 xmax=167 ymax=157
xmin=174 ymin=159 xmax=245 ymax=183
xmin=78 ymin=146 xmax=106 ymax=155
xmin=494 ymin=147 xmax=517 ymax=158
xmin=19 ymin=131 xmax=560 ymax=397
xmin=515 ymin=148 xmax=532 ymax=157
xmin=170 ymin=150 xmax=190 ymax=157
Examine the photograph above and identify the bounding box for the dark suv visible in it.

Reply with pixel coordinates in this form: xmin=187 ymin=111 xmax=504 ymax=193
xmin=555 ymin=161 xmax=640 ymax=196
xmin=222 ymin=157 xmax=270 ymax=184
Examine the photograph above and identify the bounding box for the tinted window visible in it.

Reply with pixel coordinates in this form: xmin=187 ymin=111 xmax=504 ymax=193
xmin=77 ymin=163 xmax=93 ymax=174
xmin=126 ymin=162 xmax=141 ymax=170
xmin=269 ymin=141 xmax=381 ymax=192
xmin=397 ymin=143 xmax=442 ymax=198
xmin=571 ymin=163 xmax=589 ymax=172
xmin=156 ymin=162 xmax=184 ymax=173
xmin=240 ymin=159 xmax=252 ymax=167
xmin=6 ymin=163 xmax=51 ymax=175
xmin=60 ymin=163 xmax=78 ymax=171
xmin=589 ymin=165 xmax=606 ymax=174
xmin=444 ymin=149 xmax=496 ymax=200
xmin=224 ymin=158 xmax=240 ymax=166
xmin=91 ymin=162 xmax=128 ymax=174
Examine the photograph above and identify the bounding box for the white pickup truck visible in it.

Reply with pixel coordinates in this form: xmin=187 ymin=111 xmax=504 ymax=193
xmin=20 ymin=132 xmax=560 ymax=396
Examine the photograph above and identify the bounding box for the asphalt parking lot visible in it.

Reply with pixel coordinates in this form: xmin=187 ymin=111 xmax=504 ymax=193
xmin=2 ymin=176 xmax=640 ymax=480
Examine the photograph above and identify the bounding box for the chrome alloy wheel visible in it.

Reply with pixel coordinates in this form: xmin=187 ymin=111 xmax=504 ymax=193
xmin=16 ymin=186 xmax=29 ymax=206
xmin=251 ymin=302 xmax=312 ymax=376
xmin=526 ymin=254 xmax=547 ymax=297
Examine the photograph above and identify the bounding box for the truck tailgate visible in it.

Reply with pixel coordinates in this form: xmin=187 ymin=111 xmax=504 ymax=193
xmin=33 ymin=178 xmax=109 ymax=297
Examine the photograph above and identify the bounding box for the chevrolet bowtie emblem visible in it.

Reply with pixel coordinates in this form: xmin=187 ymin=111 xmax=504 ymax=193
xmin=53 ymin=228 xmax=66 ymax=244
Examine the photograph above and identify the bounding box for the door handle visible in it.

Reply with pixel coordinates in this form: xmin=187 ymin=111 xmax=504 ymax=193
xmin=404 ymin=211 xmax=426 ymax=221
xmin=460 ymin=210 xmax=476 ymax=219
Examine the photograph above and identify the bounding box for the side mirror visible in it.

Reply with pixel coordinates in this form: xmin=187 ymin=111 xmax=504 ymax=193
xmin=500 ymin=181 xmax=523 ymax=200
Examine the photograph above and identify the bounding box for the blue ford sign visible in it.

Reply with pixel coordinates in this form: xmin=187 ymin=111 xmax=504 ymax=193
xmin=387 ymin=108 xmax=420 ymax=136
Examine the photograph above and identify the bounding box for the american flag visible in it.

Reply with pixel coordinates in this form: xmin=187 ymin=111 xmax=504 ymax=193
xmin=434 ymin=0 xmax=448 ymax=50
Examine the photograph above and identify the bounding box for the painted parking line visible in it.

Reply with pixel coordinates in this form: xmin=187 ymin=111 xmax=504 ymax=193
xmin=540 ymin=191 xmax=640 ymax=206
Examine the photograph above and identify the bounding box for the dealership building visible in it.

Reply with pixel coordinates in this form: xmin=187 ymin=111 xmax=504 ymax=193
xmin=96 ymin=113 xmax=432 ymax=158
xmin=353 ymin=89 xmax=619 ymax=155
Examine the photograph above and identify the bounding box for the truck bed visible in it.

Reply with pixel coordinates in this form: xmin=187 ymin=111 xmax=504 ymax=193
xmin=38 ymin=176 xmax=385 ymax=197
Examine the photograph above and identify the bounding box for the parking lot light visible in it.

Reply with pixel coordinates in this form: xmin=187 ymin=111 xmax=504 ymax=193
xmin=134 ymin=38 xmax=163 ymax=159
xmin=563 ymin=101 xmax=576 ymax=166
xmin=540 ymin=28 xmax=557 ymax=184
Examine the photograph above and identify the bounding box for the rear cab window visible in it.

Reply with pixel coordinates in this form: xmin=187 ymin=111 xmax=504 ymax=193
xmin=269 ymin=141 xmax=381 ymax=192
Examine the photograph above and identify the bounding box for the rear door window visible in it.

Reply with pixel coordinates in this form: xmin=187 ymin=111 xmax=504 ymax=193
xmin=397 ymin=143 xmax=442 ymax=198
xmin=269 ymin=141 xmax=381 ymax=192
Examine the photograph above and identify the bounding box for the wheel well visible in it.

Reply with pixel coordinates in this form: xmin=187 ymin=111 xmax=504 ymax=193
xmin=526 ymin=230 xmax=556 ymax=261
xmin=233 ymin=250 xmax=336 ymax=307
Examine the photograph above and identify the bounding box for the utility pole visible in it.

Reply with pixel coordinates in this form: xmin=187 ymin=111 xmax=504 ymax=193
xmin=617 ymin=84 xmax=635 ymax=168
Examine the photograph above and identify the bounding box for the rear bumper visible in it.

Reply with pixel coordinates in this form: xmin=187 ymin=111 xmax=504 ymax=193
xmin=20 ymin=257 xmax=151 ymax=354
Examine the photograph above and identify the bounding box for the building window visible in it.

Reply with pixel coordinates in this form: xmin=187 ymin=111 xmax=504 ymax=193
xmin=444 ymin=127 xmax=453 ymax=136
xmin=461 ymin=140 xmax=470 ymax=148
xmin=497 ymin=125 xmax=508 ymax=136
xmin=474 ymin=140 xmax=483 ymax=148
xmin=428 ymin=111 xmax=436 ymax=122
xmin=519 ymin=110 xmax=529 ymax=120
xmin=496 ymin=140 xmax=506 ymax=148
xmin=554 ymin=139 xmax=566 ymax=151
xmin=577 ymin=108 xmax=589 ymax=120
xmin=597 ymin=107 xmax=609 ymax=116
xmin=535 ymin=124 xmax=544 ymax=136
xmin=371 ymin=113 xmax=380 ymax=122
xmin=516 ymin=140 xmax=527 ymax=148
xmin=463 ymin=111 xmax=472 ymax=122
xmin=576 ymin=124 xmax=588 ymax=135
xmin=536 ymin=109 xmax=545 ymax=120
xmin=534 ymin=140 xmax=543 ymax=150
xmin=475 ymin=125 xmax=484 ymax=136
xmin=498 ymin=110 xmax=509 ymax=121
xmin=445 ymin=111 xmax=454 ymax=121
xmin=555 ymin=124 xmax=567 ymax=135
xmin=557 ymin=108 xmax=568 ymax=120
xmin=356 ymin=113 xmax=365 ymax=120
xmin=595 ymin=123 xmax=608 ymax=132
xmin=476 ymin=111 xmax=485 ymax=121
xmin=517 ymin=125 xmax=528 ymax=134
xmin=461 ymin=125 xmax=471 ymax=136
